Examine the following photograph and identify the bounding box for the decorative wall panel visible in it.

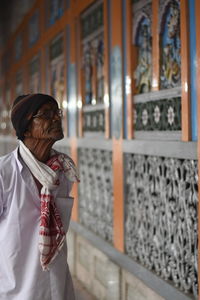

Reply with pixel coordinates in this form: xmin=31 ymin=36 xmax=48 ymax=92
xmin=29 ymin=11 xmax=39 ymax=46
xmin=159 ymin=0 xmax=181 ymax=89
xmin=81 ymin=1 xmax=105 ymax=134
xmin=132 ymin=0 xmax=152 ymax=94
xmin=15 ymin=35 xmax=23 ymax=61
xmin=48 ymin=0 xmax=64 ymax=26
xmin=124 ymin=153 xmax=198 ymax=298
xmin=15 ymin=71 xmax=23 ymax=97
xmin=83 ymin=109 xmax=105 ymax=132
xmin=29 ymin=55 xmax=40 ymax=93
xmin=49 ymin=35 xmax=64 ymax=108
xmin=78 ymin=148 xmax=113 ymax=243
xmin=134 ymin=97 xmax=181 ymax=130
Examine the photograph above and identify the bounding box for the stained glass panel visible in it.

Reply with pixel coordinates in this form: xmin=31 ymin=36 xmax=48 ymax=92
xmin=81 ymin=3 xmax=103 ymax=39
xmin=15 ymin=71 xmax=23 ymax=97
xmin=29 ymin=56 xmax=40 ymax=93
xmin=15 ymin=35 xmax=23 ymax=60
xmin=132 ymin=1 xmax=152 ymax=94
xmin=49 ymin=36 xmax=64 ymax=109
xmin=48 ymin=0 xmax=64 ymax=26
xmin=29 ymin=11 xmax=39 ymax=47
xmin=50 ymin=36 xmax=63 ymax=61
xmin=160 ymin=0 xmax=181 ymax=89
xmin=81 ymin=1 xmax=104 ymax=106
xmin=82 ymin=33 xmax=104 ymax=105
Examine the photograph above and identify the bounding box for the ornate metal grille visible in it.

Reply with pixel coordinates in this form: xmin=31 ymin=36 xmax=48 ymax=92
xmin=78 ymin=148 xmax=113 ymax=243
xmin=124 ymin=153 xmax=198 ymax=298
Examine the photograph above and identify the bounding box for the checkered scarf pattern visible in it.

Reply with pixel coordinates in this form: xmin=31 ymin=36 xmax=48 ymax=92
xmin=19 ymin=141 xmax=79 ymax=270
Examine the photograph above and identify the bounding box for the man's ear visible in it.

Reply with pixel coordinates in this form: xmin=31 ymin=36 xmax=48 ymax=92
xmin=23 ymin=123 xmax=32 ymax=137
xmin=23 ymin=130 xmax=31 ymax=137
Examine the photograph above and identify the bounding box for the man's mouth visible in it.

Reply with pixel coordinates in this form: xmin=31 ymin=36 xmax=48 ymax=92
xmin=48 ymin=125 xmax=63 ymax=133
xmin=52 ymin=127 xmax=62 ymax=132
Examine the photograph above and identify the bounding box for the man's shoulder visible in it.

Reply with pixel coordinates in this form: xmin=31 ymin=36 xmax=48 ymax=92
xmin=0 ymin=149 xmax=17 ymax=170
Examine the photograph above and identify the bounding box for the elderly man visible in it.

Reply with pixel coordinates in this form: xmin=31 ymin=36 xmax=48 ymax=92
xmin=0 ymin=94 xmax=79 ymax=300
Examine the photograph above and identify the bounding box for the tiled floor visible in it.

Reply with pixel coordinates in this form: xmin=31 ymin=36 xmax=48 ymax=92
xmin=73 ymin=277 xmax=96 ymax=300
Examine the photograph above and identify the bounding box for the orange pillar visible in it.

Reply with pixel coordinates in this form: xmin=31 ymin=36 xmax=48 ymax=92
xmin=195 ymin=0 xmax=200 ymax=297
xmin=180 ymin=0 xmax=191 ymax=141
xmin=111 ymin=0 xmax=124 ymax=252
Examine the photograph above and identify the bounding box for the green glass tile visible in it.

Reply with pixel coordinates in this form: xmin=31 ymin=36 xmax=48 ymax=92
xmin=83 ymin=110 xmax=105 ymax=132
xmin=50 ymin=36 xmax=63 ymax=61
xmin=135 ymin=97 xmax=181 ymax=131
xmin=81 ymin=3 xmax=104 ymax=39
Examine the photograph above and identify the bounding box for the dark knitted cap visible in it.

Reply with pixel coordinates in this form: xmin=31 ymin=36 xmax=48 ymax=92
xmin=11 ymin=93 xmax=58 ymax=140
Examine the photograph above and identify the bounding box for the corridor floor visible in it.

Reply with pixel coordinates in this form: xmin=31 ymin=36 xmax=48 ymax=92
xmin=73 ymin=277 xmax=96 ymax=300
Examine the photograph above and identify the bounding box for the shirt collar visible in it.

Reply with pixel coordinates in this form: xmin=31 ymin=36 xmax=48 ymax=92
xmin=13 ymin=146 xmax=24 ymax=172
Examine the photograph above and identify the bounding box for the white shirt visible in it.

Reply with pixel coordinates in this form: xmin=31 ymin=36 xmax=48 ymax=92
xmin=0 ymin=148 xmax=75 ymax=300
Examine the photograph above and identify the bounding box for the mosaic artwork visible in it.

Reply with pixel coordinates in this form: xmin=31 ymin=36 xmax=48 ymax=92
xmin=49 ymin=36 xmax=64 ymax=107
xmin=48 ymin=0 xmax=64 ymax=26
xmin=83 ymin=109 xmax=105 ymax=132
xmin=81 ymin=2 xmax=104 ymax=107
xmin=82 ymin=41 xmax=93 ymax=105
xmin=78 ymin=148 xmax=113 ymax=243
xmin=15 ymin=35 xmax=23 ymax=60
xmin=81 ymin=3 xmax=103 ymax=39
xmin=15 ymin=72 xmax=23 ymax=97
xmin=29 ymin=11 xmax=39 ymax=46
xmin=124 ymin=153 xmax=198 ymax=298
xmin=50 ymin=60 xmax=65 ymax=106
xmin=82 ymin=34 xmax=104 ymax=105
xmin=133 ymin=2 xmax=152 ymax=94
xmin=29 ymin=56 xmax=40 ymax=93
xmin=49 ymin=36 xmax=63 ymax=61
xmin=134 ymin=97 xmax=181 ymax=131
xmin=160 ymin=0 xmax=181 ymax=89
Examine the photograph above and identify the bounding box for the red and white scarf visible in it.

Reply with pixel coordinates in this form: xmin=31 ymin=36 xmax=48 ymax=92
xmin=19 ymin=141 xmax=79 ymax=271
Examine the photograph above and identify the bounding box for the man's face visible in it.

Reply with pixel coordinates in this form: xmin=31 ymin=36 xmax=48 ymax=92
xmin=25 ymin=102 xmax=64 ymax=141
